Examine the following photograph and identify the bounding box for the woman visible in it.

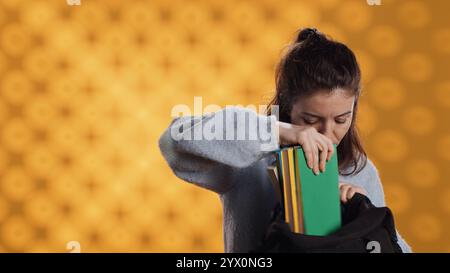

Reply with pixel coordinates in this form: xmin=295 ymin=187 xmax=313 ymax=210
xmin=159 ymin=28 xmax=412 ymax=253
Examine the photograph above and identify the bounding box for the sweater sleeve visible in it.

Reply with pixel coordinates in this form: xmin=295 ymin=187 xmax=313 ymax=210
xmin=158 ymin=106 xmax=280 ymax=194
xmin=366 ymin=159 xmax=413 ymax=253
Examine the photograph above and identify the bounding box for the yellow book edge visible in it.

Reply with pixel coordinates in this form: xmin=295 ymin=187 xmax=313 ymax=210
xmin=281 ymin=150 xmax=294 ymax=231
xmin=288 ymin=149 xmax=300 ymax=233
xmin=294 ymin=148 xmax=305 ymax=234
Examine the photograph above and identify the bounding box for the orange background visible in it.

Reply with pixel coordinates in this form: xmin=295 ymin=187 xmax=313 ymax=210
xmin=0 ymin=0 xmax=449 ymax=252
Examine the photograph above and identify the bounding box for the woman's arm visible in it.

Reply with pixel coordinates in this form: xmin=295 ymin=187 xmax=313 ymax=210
xmin=158 ymin=106 xmax=279 ymax=194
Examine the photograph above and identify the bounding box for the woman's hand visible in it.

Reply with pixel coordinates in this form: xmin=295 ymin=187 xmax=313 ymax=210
xmin=278 ymin=121 xmax=334 ymax=175
xmin=339 ymin=182 xmax=367 ymax=203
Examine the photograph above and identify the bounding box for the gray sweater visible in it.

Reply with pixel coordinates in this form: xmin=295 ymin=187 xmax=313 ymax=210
xmin=158 ymin=107 xmax=412 ymax=253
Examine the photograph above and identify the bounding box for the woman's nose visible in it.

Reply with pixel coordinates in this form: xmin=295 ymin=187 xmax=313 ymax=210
xmin=318 ymin=123 xmax=335 ymax=142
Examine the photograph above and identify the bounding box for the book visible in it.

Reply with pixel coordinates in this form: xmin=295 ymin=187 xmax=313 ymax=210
xmin=293 ymin=148 xmax=305 ymax=234
xmin=266 ymin=165 xmax=281 ymax=204
xmin=280 ymin=149 xmax=295 ymax=232
xmin=269 ymin=144 xmax=341 ymax=236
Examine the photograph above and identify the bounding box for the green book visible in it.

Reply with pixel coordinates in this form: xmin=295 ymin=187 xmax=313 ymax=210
xmin=276 ymin=144 xmax=341 ymax=236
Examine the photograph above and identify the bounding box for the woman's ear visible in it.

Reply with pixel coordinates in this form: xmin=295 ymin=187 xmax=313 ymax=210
xmin=352 ymin=93 xmax=358 ymax=107
xmin=352 ymin=96 xmax=359 ymax=116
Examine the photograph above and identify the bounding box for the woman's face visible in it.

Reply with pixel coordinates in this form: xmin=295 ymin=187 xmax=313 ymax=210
xmin=290 ymin=88 xmax=355 ymax=145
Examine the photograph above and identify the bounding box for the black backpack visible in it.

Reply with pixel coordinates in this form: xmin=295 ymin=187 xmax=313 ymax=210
xmin=252 ymin=193 xmax=403 ymax=253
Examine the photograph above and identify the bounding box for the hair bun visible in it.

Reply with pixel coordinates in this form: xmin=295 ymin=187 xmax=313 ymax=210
xmin=296 ymin=28 xmax=323 ymax=43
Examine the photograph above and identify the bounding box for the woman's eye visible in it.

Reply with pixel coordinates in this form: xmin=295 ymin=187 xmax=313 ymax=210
xmin=303 ymin=118 xmax=317 ymax=124
xmin=336 ymin=119 xmax=347 ymax=124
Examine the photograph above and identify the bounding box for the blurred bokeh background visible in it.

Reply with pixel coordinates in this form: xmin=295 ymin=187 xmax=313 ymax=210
xmin=0 ymin=0 xmax=449 ymax=252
